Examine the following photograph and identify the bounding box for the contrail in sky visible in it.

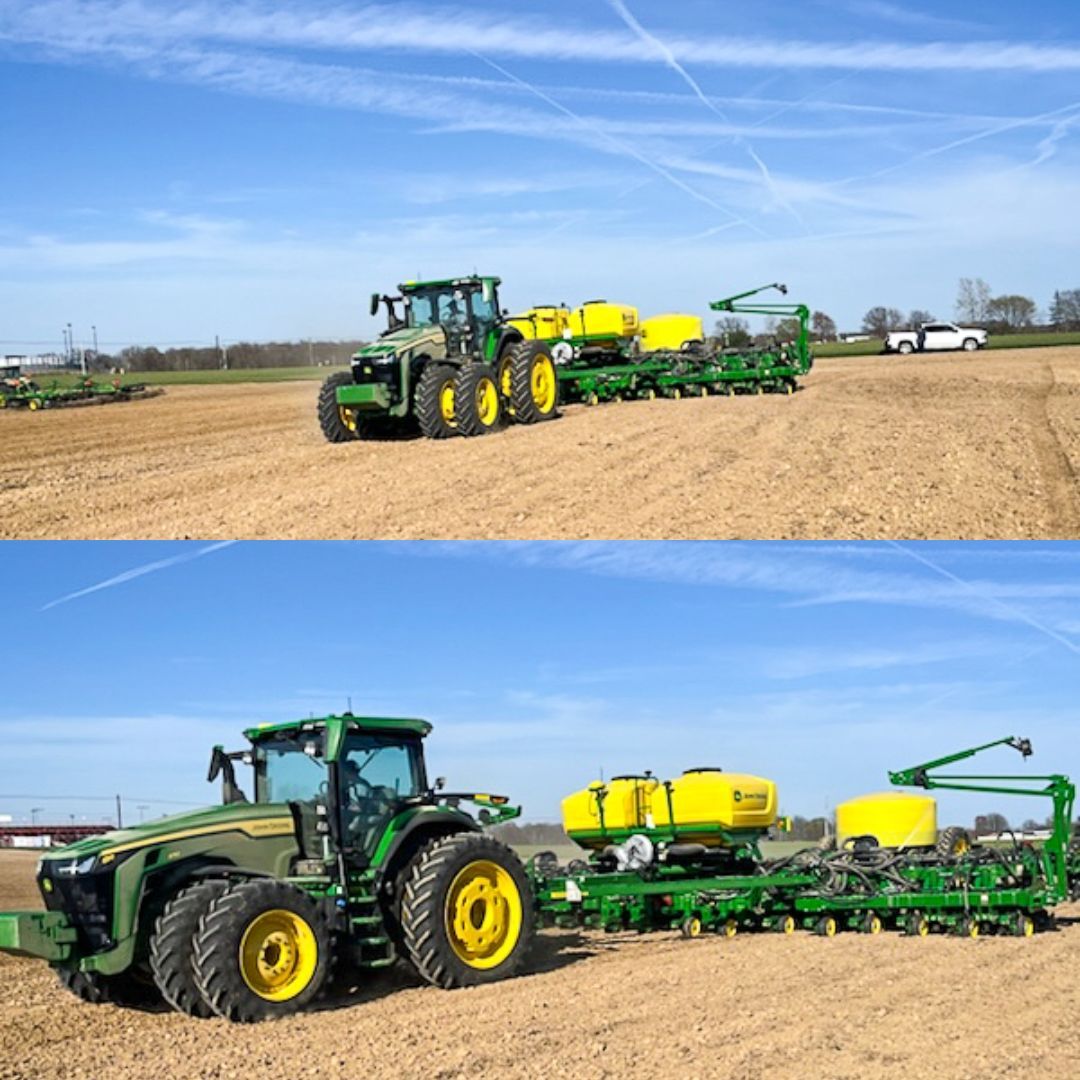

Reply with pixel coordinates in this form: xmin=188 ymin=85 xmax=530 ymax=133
xmin=886 ymin=540 xmax=1080 ymax=658
xmin=607 ymin=0 xmax=807 ymax=229
xmin=469 ymin=49 xmax=769 ymax=237
xmin=41 ymin=540 xmax=237 ymax=611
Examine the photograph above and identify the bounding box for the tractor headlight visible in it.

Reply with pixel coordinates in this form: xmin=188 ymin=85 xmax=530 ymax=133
xmin=55 ymin=855 xmax=99 ymax=876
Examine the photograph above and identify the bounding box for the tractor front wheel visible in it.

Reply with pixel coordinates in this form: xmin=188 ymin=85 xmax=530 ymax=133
xmin=150 ymin=878 xmax=230 ymax=1017
xmin=416 ymin=362 xmax=459 ymax=439
xmin=192 ymin=879 xmax=331 ymax=1022
xmin=318 ymin=371 xmax=364 ymax=443
xmin=454 ymin=364 xmax=504 ymax=437
xmin=401 ymin=832 xmax=533 ymax=988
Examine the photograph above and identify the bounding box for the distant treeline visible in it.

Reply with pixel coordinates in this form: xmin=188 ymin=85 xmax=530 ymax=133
xmin=90 ymin=340 xmax=366 ymax=372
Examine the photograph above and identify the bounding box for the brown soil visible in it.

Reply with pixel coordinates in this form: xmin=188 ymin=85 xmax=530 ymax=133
xmin=2 ymin=348 xmax=1079 ymax=540
xmin=2 ymin=850 xmax=1080 ymax=1079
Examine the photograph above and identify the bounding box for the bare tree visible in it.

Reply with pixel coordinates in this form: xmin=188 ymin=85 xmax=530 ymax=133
xmin=986 ymin=294 xmax=1037 ymax=331
xmin=908 ymin=309 xmax=935 ymax=328
xmin=1048 ymin=289 xmax=1080 ymax=331
xmin=862 ymin=306 xmax=904 ymax=337
xmin=811 ymin=311 xmax=837 ymax=342
xmin=955 ymin=277 xmax=992 ymax=323
xmin=713 ymin=316 xmax=751 ymax=348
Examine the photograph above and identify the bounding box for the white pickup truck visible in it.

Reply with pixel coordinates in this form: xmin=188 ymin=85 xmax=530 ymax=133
xmin=884 ymin=323 xmax=988 ymax=355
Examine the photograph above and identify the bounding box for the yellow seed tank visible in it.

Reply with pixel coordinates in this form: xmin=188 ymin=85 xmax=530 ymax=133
xmin=835 ymin=792 xmax=938 ymax=849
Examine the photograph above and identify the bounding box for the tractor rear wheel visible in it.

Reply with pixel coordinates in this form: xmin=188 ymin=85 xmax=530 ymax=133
xmin=454 ymin=363 xmax=504 ymax=437
xmin=401 ymin=832 xmax=533 ymax=988
xmin=150 ymin=878 xmax=230 ymax=1017
xmin=318 ymin=371 xmax=363 ymax=443
xmin=415 ymin=362 xmax=458 ymax=439
xmin=508 ymin=341 xmax=559 ymax=424
xmin=192 ymin=879 xmax=331 ymax=1023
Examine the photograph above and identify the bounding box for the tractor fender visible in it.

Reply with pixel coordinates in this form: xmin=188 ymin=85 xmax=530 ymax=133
xmin=372 ymin=807 xmax=480 ymax=899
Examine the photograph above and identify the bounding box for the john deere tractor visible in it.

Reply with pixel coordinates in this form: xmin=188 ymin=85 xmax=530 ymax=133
xmin=0 ymin=714 xmax=532 ymax=1022
xmin=319 ymin=275 xmax=559 ymax=441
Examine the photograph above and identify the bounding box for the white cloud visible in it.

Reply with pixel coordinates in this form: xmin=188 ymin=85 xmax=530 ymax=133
xmin=4 ymin=1 xmax=1080 ymax=73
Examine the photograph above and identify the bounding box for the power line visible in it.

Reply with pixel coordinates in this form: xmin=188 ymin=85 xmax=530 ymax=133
xmin=0 ymin=793 xmax=204 ymax=807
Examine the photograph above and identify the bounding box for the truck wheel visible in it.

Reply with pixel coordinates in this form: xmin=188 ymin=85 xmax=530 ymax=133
xmin=963 ymin=338 xmax=978 ymax=351
xmin=897 ymin=341 xmax=914 ymax=355
xmin=150 ymin=878 xmax=230 ymax=1017
xmin=454 ymin=364 xmax=504 ymax=437
xmin=192 ymin=879 xmax=331 ymax=1022
xmin=317 ymin=371 xmax=362 ymax=443
xmin=509 ymin=341 xmax=559 ymax=424
xmin=401 ymin=832 xmax=534 ymax=988
xmin=415 ymin=362 xmax=458 ymax=439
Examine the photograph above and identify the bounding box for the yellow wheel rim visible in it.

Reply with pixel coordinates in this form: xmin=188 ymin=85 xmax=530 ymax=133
xmin=445 ymin=859 xmax=523 ymax=970
xmin=823 ymin=918 xmax=836 ymax=937
xmin=867 ymin=915 xmax=882 ymax=935
xmin=682 ymin=917 xmax=701 ymax=939
xmin=1022 ymin=916 xmax=1034 ymax=937
xmin=475 ymin=377 xmax=498 ymax=427
xmin=530 ymin=356 xmax=556 ymax=413
xmin=238 ymin=909 xmax=318 ymax=1002
xmin=28 ymin=398 xmax=40 ymax=410
xmin=439 ymin=380 xmax=455 ymax=423
xmin=498 ymin=355 xmax=512 ymax=400
xmin=967 ymin=921 xmax=979 ymax=939
xmin=672 ymin=388 xmax=682 ymax=400
xmin=917 ymin=918 xmax=929 ymax=937
xmin=780 ymin=915 xmax=795 ymax=935
xmin=338 ymin=406 xmax=358 ymax=433
xmin=723 ymin=919 xmax=737 ymax=938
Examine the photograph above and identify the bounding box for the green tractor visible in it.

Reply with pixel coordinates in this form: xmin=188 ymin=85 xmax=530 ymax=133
xmin=318 ymin=275 xmax=559 ymax=441
xmin=0 ymin=714 xmax=533 ymax=1022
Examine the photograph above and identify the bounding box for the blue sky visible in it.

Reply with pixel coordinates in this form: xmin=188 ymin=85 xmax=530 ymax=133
xmin=2 ymin=1 xmax=1080 ymax=354
xmin=2 ymin=541 xmax=1079 ymax=831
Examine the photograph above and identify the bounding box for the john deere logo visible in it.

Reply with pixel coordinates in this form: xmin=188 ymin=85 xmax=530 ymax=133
xmin=734 ymin=790 xmax=742 ymax=802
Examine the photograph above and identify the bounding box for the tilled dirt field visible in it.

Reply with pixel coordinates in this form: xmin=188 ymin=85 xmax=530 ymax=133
xmin=2 ymin=347 xmax=1079 ymax=539
xmin=3 ymin=851 xmax=1080 ymax=1080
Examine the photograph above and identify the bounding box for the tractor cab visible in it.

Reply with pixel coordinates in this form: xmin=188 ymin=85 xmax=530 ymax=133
xmin=213 ymin=714 xmax=433 ymax=865
xmin=400 ymin=276 xmax=502 ymax=357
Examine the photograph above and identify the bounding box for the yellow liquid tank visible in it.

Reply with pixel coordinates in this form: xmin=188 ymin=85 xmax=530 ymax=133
xmin=639 ymin=314 xmax=705 ymax=352
xmin=835 ymin=792 xmax=937 ymax=849
xmin=568 ymin=301 xmax=639 ymax=342
xmin=652 ymin=769 xmax=778 ymax=839
xmin=561 ymin=775 xmax=659 ymax=848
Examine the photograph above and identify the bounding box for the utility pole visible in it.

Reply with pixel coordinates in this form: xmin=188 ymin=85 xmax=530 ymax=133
xmin=30 ymin=807 xmax=43 ymax=826
xmin=91 ymin=324 xmax=99 ymax=365
xmin=62 ymin=326 xmax=69 ymax=364
xmin=116 ymin=794 xmax=123 ymax=829
xmin=137 ymin=804 xmax=149 ymax=823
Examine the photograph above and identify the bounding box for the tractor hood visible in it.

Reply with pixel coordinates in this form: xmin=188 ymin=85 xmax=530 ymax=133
xmin=355 ymin=324 xmax=445 ymax=359
xmin=39 ymin=802 xmax=294 ymax=865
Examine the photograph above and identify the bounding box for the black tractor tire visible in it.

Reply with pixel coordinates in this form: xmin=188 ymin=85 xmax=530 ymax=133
xmin=454 ymin=363 xmax=504 ymax=437
xmin=936 ymin=826 xmax=972 ymax=860
xmin=415 ymin=362 xmax=459 ymax=439
xmin=55 ymin=965 xmax=157 ymax=1007
xmin=401 ymin=832 xmax=533 ymax=989
xmin=508 ymin=341 xmax=559 ymax=424
xmin=192 ymin=879 xmax=332 ymax=1023
xmin=318 ymin=371 xmax=363 ymax=443
xmin=150 ymin=878 xmax=231 ymax=1017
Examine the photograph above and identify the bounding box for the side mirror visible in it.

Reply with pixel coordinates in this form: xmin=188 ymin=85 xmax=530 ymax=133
xmin=435 ymin=776 xmax=447 ymax=791
xmin=370 ymin=293 xmax=380 ymax=317
xmin=207 ymin=745 xmax=225 ymax=783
